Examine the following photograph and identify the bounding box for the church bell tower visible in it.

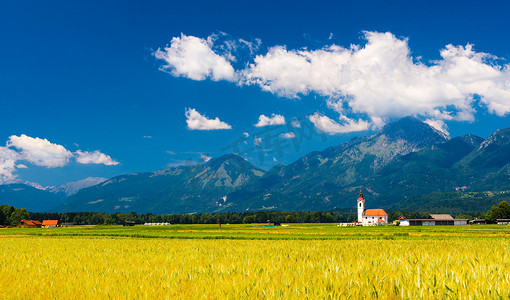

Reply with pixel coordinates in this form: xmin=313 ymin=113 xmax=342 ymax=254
xmin=357 ymin=189 xmax=365 ymax=223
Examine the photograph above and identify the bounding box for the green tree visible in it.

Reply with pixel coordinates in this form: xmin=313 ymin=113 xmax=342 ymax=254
xmin=8 ymin=208 xmax=29 ymax=226
xmin=0 ymin=209 xmax=5 ymax=226
xmin=243 ymin=215 xmax=254 ymax=224
xmin=482 ymin=201 xmax=510 ymax=221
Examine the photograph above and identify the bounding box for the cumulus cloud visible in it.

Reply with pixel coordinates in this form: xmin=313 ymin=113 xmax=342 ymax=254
xmin=7 ymin=134 xmax=73 ymax=167
xmin=279 ymin=132 xmax=296 ymax=139
xmin=254 ymin=114 xmax=286 ymax=127
xmin=0 ymin=147 xmax=20 ymax=183
xmin=75 ymin=150 xmax=119 ymax=166
xmin=157 ymin=31 xmax=510 ymax=133
xmin=0 ymin=134 xmax=119 ymax=184
xmin=308 ymin=113 xmax=371 ymax=134
xmin=185 ymin=108 xmax=232 ymax=130
xmin=154 ymin=34 xmax=235 ymax=81
xmin=243 ymin=32 xmax=510 ymax=121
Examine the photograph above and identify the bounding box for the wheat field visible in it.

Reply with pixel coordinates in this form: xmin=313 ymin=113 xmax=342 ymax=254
xmin=1 ymin=235 xmax=509 ymax=299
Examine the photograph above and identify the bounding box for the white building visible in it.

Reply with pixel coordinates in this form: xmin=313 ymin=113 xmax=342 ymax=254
xmin=357 ymin=190 xmax=388 ymax=225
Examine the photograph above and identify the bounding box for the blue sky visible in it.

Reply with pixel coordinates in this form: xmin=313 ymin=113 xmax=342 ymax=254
xmin=1 ymin=0 xmax=510 ymax=187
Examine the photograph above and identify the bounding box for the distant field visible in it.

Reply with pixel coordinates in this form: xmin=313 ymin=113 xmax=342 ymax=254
xmin=1 ymin=224 xmax=510 ymax=298
xmin=3 ymin=223 xmax=510 ymax=239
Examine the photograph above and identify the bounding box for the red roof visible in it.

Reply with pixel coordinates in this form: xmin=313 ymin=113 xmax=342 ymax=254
xmin=364 ymin=209 xmax=387 ymax=216
xmin=19 ymin=220 xmax=42 ymax=226
xmin=42 ymin=220 xmax=58 ymax=226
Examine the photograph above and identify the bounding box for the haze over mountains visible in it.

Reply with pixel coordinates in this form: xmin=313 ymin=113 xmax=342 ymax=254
xmin=1 ymin=117 xmax=509 ymax=214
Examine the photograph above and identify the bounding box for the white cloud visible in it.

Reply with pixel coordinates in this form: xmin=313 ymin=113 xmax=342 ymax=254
xmin=200 ymin=154 xmax=212 ymax=162
xmin=75 ymin=150 xmax=119 ymax=166
xmin=290 ymin=119 xmax=302 ymax=128
xmin=154 ymin=34 xmax=235 ymax=81
xmin=0 ymin=134 xmax=119 ymax=184
xmin=0 ymin=147 xmax=20 ymax=183
xmin=244 ymin=32 xmax=510 ymax=122
xmin=308 ymin=113 xmax=371 ymax=134
xmin=159 ymin=32 xmax=510 ymax=132
xmin=254 ymin=114 xmax=286 ymax=127
xmin=243 ymin=132 xmax=249 ymax=137
xmin=254 ymin=137 xmax=262 ymax=146
xmin=7 ymin=134 xmax=73 ymax=167
xmin=279 ymin=132 xmax=296 ymax=139
xmin=185 ymin=108 xmax=232 ymax=130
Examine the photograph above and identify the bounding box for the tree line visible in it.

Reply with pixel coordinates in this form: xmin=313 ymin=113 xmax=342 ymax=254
xmin=2 ymin=206 xmax=431 ymax=226
xmin=1 ymin=202 xmax=508 ymax=226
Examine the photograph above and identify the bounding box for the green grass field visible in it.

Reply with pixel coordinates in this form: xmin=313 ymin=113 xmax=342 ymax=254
xmin=1 ymin=224 xmax=510 ymax=299
xmin=2 ymin=223 xmax=510 ymax=239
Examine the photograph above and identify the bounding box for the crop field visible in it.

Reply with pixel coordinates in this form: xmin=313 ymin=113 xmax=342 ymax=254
xmin=1 ymin=224 xmax=510 ymax=299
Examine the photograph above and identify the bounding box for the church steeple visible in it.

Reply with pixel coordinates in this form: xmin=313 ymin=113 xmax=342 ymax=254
xmin=357 ymin=189 xmax=364 ymax=201
xmin=357 ymin=189 xmax=365 ymax=223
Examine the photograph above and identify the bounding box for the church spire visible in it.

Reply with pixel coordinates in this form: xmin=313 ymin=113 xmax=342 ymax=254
xmin=357 ymin=189 xmax=364 ymax=201
xmin=357 ymin=189 xmax=365 ymax=223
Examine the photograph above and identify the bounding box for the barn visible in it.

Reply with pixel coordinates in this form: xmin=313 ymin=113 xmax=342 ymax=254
xmin=16 ymin=220 xmax=43 ymax=228
xmin=404 ymin=214 xmax=468 ymax=226
xmin=470 ymin=219 xmax=489 ymax=225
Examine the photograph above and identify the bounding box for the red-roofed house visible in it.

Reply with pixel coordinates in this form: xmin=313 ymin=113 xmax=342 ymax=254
xmin=16 ymin=220 xmax=43 ymax=228
xmin=357 ymin=190 xmax=388 ymax=225
xmin=42 ymin=220 xmax=59 ymax=228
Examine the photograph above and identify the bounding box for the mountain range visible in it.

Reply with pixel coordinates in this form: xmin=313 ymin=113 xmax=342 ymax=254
xmin=1 ymin=116 xmax=509 ymax=214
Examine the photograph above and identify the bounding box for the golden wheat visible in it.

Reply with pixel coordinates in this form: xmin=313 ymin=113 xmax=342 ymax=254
xmin=0 ymin=236 xmax=509 ymax=299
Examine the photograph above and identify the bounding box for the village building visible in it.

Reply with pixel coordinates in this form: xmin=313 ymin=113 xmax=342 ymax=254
xmin=42 ymin=220 xmax=59 ymax=228
xmin=470 ymin=218 xmax=489 ymax=225
xmin=497 ymin=219 xmax=510 ymax=225
xmin=357 ymin=190 xmax=388 ymax=225
xmin=123 ymin=221 xmax=135 ymax=226
xmin=16 ymin=220 xmax=42 ymax=228
xmin=404 ymin=214 xmax=468 ymax=226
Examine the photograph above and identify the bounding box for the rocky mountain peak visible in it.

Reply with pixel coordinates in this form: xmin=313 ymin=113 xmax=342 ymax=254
xmin=480 ymin=127 xmax=510 ymax=149
xmin=378 ymin=116 xmax=448 ymax=147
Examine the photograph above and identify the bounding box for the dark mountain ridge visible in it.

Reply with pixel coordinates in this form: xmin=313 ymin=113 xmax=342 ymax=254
xmin=58 ymin=154 xmax=265 ymax=214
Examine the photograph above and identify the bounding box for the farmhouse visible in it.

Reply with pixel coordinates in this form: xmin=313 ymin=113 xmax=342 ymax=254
xmin=42 ymin=220 xmax=59 ymax=228
xmin=357 ymin=190 xmax=388 ymax=225
xmin=497 ymin=219 xmax=510 ymax=225
xmin=16 ymin=220 xmax=42 ymax=228
xmin=404 ymin=214 xmax=468 ymax=226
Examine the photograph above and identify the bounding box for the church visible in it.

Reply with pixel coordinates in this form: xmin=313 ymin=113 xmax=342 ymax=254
xmin=357 ymin=190 xmax=388 ymax=225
